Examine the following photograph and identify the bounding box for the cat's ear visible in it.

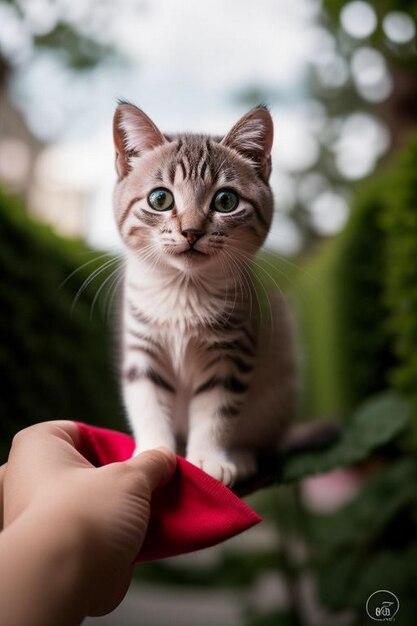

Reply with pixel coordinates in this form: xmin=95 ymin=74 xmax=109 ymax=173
xmin=113 ymin=102 xmax=165 ymax=178
xmin=221 ymin=106 xmax=273 ymax=180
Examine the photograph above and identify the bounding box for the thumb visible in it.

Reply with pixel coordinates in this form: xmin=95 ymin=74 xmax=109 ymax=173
xmin=126 ymin=448 xmax=177 ymax=493
xmin=0 ymin=463 xmax=6 ymax=531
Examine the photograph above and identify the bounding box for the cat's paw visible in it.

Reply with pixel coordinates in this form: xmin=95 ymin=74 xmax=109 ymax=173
xmin=187 ymin=450 xmax=256 ymax=487
xmin=187 ymin=453 xmax=237 ymax=487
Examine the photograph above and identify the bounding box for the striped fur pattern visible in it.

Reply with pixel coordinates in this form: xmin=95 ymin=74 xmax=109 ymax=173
xmin=113 ymin=103 xmax=298 ymax=486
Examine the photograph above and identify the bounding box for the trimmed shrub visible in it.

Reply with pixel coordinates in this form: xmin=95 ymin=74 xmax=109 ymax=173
xmin=294 ymin=240 xmax=346 ymax=421
xmin=0 ymin=187 xmax=123 ymax=462
xmin=383 ymin=137 xmax=417 ymax=429
xmin=331 ymin=179 xmax=397 ymax=410
xmin=293 ymin=180 xmax=396 ymax=421
xmin=294 ymin=133 xmax=417 ymax=431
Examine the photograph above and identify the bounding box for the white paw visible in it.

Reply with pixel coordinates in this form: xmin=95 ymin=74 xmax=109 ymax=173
xmin=188 ymin=452 xmax=238 ymax=486
xmin=187 ymin=450 xmax=256 ymax=487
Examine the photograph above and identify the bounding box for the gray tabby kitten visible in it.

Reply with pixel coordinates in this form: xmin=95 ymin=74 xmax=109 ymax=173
xmin=113 ymin=103 xmax=298 ymax=487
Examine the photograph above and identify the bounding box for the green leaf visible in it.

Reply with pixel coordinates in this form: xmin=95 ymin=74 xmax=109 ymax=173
xmin=34 ymin=23 xmax=115 ymax=70
xmin=351 ymin=544 xmax=417 ymax=620
xmin=310 ymin=458 xmax=417 ymax=555
xmin=316 ymin=552 xmax=358 ymax=611
xmin=281 ymin=392 xmax=411 ymax=482
xmin=318 ymin=544 xmax=417 ymax=618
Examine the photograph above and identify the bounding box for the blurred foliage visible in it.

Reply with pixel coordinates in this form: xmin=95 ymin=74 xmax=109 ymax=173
xmin=332 ymin=179 xmax=396 ymax=409
xmin=281 ymin=391 xmax=410 ymax=481
xmin=0 ymin=0 xmax=117 ymax=84
xmin=310 ymin=458 xmax=417 ymax=622
xmin=238 ymin=0 xmax=417 ymax=250
xmin=295 ymin=134 xmax=417 ymax=426
xmin=294 ymin=242 xmax=345 ymax=420
xmin=137 ymin=549 xmax=285 ymax=590
xmin=326 ymin=0 xmax=417 ymax=24
xmin=383 ymin=137 xmax=417 ymax=429
xmin=323 ymin=0 xmax=417 ymax=92
xmin=33 ymin=23 xmax=115 ymax=70
xmin=0 ymin=186 xmax=123 ymax=462
xmin=289 ymin=195 xmax=390 ymax=421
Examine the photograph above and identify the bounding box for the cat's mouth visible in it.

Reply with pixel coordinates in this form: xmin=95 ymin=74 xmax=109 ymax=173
xmin=172 ymin=247 xmax=211 ymax=267
xmin=166 ymin=246 xmax=211 ymax=267
xmin=179 ymin=248 xmax=208 ymax=259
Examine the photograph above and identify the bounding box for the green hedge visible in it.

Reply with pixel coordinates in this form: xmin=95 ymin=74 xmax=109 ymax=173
xmin=332 ymin=179 xmax=397 ymax=409
xmin=383 ymin=137 xmax=417 ymax=428
xmin=292 ymin=187 xmax=394 ymax=422
xmin=295 ymin=134 xmax=417 ymax=433
xmin=336 ymin=136 xmax=417 ymax=429
xmin=294 ymin=241 xmax=346 ymax=421
xmin=0 ymin=187 xmax=123 ymax=462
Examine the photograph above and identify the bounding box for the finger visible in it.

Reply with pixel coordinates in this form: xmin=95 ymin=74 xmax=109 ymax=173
xmin=25 ymin=421 xmax=82 ymax=448
xmin=126 ymin=448 xmax=177 ymax=493
xmin=9 ymin=421 xmax=89 ymax=476
xmin=0 ymin=463 xmax=7 ymax=530
xmin=0 ymin=462 xmax=6 ymax=488
xmin=12 ymin=420 xmax=82 ymax=449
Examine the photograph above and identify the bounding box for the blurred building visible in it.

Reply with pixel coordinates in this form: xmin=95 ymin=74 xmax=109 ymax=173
xmin=0 ymin=87 xmax=42 ymax=196
xmin=0 ymin=88 xmax=87 ymax=239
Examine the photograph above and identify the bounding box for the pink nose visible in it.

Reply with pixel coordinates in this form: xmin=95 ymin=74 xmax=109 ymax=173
xmin=181 ymin=228 xmax=204 ymax=245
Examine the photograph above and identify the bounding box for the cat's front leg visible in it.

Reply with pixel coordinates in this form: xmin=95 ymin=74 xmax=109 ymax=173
xmin=186 ymin=363 xmax=256 ymax=487
xmin=123 ymin=359 xmax=177 ymax=455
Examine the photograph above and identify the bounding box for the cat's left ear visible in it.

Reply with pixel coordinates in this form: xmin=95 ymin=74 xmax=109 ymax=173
xmin=221 ymin=106 xmax=273 ymax=180
xmin=113 ymin=102 xmax=165 ymax=179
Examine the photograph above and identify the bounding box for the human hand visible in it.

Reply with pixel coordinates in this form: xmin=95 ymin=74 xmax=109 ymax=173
xmin=1 ymin=420 xmax=176 ymax=617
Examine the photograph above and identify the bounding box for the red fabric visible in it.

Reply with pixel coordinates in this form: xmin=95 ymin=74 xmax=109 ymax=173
xmin=75 ymin=422 xmax=262 ymax=562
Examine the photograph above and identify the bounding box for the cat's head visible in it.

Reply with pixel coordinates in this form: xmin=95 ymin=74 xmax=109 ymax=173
xmin=113 ymin=102 xmax=274 ymax=273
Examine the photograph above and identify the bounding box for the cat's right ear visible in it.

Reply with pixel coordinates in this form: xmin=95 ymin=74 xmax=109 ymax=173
xmin=221 ymin=106 xmax=273 ymax=180
xmin=113 ymin=103 xmax=165 ymax=179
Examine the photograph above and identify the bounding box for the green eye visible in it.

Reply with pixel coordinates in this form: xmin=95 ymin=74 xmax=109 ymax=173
xmin=212 ymin=189 xmax=239 ymax=213
xmin=148 ymin=188 xmax=174 ymax=211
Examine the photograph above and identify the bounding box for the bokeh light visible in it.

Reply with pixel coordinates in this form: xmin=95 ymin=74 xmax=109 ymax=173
xmin=266 ymin=215 xmax=303 ymax=256
xmin=0 ymin=3 xmax=31 ymax=61
xmin=383 ymin=11 xmax=416 ymax=45
xmin=308 ymin=190 xmax=349 ymax=236
xmin=334 ymin=113 xmax=389 ymax=179
xmin=314 ymin=51 xmax=350 ymax=89
xmin=340 ymin=1 xmax=377 ymax=39
xmin=351 ymin=47 xmax=393 ymax=102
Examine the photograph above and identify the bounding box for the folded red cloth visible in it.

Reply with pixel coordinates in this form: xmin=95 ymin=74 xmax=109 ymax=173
xmin=75 ymin=422 xmax=262 ymax=562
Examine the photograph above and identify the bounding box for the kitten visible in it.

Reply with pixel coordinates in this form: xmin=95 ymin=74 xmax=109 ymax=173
xmin=113 ymin=102 xmax=298 ymax=486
